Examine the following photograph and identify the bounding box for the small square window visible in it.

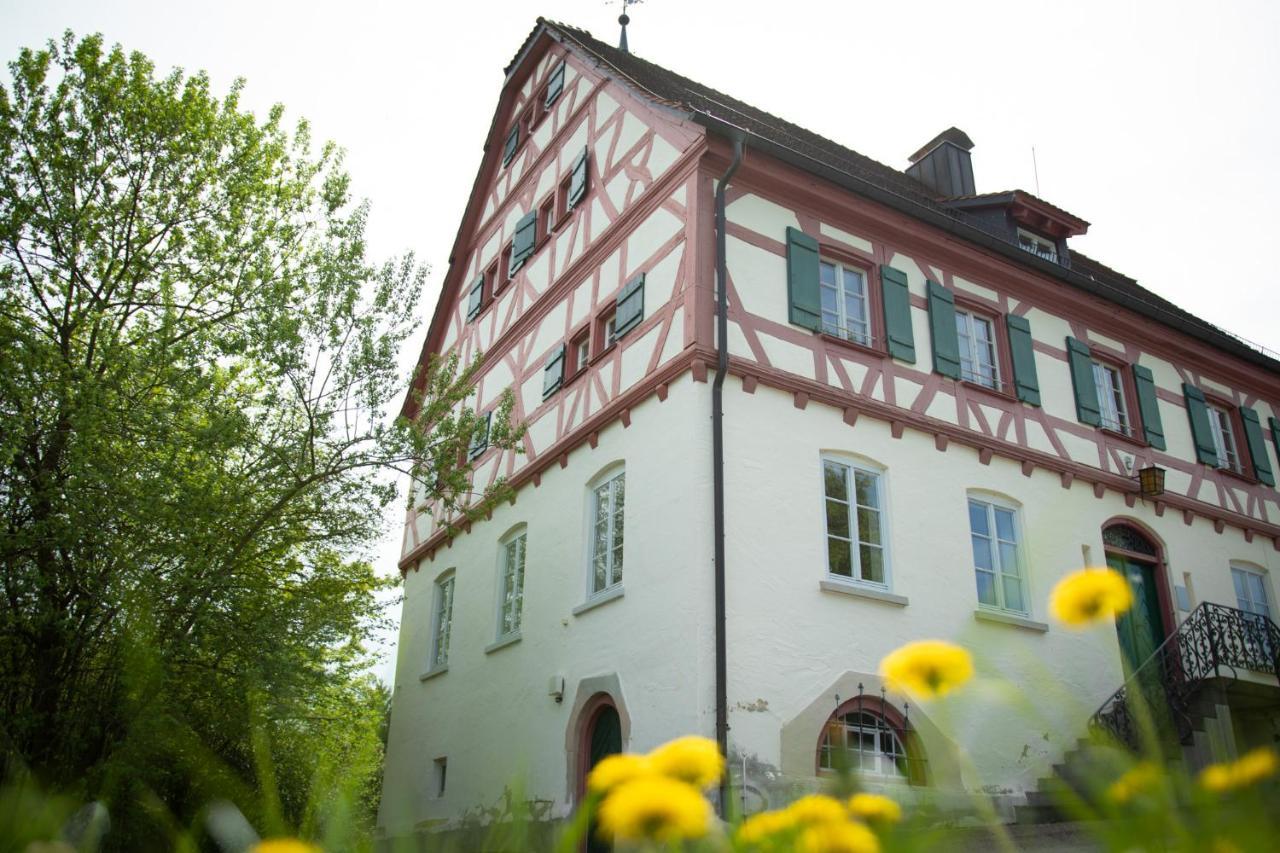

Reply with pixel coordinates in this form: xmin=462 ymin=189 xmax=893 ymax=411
xmin=568 ymin=328 xmax=591 ymax=380
xmin=539 ymin=197 xmax=556 ymax=243
xmin=556 ymin=174 xmax=573 ymax=222
xmin=598 ymin=312 xmax=618 ymax=355
xmin=500 ymin=245 xmax=513 ymax=290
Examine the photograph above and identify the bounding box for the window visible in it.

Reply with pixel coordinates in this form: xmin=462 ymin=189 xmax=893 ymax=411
xmin=433 ymin=757 xmax=448 ymax=798
xmin=969 ymin=498 xmax=1026 ymax=613
xmin=430 ymin=574 xmax=455 ymax=670
xmin=500 ymin=245 xmax=513 ymax=290
xmin=540 ymin=197 xmax=556 ymax=243
xmin=498 ymin=530 xmax=527 ymax=638
xmin=1233 ymin=566 xmax=1271 ymax=621
xmin=589 ymin=470 xmax=625 ymax=595
xmin=1209 ymin=405 xmax=1243 ymax=473
xmin=556 ymin=174 xmax=572 ymax=221
xmin=1092 ymin=362 xmax=1131 ymax=435
xmin=599 ymin=312 xmax=618 ymax=354
xmin=468 ymin=411 xmax=491 ymax=461
xmin=485 ymin=260 xmax=500 ymax=299
xmin=1232 ymin=565 xmax=1275 ymax=664
xmin=1017 ymin=228 xmax=1058 ymax=262
xmin=819 ymin=259 xmax=870 ymax=346
xmin=570 ymin=328 xmax=591 ymax=379
xmin=955 ymin=309 xmax=1000 ymax=389
xmin=822 ymin=459 xmax=886 ymax=586
xmin=819 ymin=710 xmax=908 ymax=777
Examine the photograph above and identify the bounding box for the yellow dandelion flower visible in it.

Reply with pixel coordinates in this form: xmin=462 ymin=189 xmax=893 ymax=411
xmin=1105 ymin=761 xmax=1162 ymax=804
xmin=587 ymin=753 xmax=654 ymax=794
xmin=647 ymin=735 xmax=725 ymax=788
xmin=596 ymin=775 xmax=712 ymax=843
xmin=846 ymin=792 xmax=902 ymax=824
xmin=1199 ymin=747 xmax=1278 ymax=792
xmin=250 ymin=841 xmax=321 ymax=853
xmin=785 ymin=794 xmax=849 ymax=826
xmin=736 ymin=809 xmax=798 ymax=845
xmin=879 ymin=640 xmax=974 ymax=699
xmin=798 ymin=820 xmax=881 ymax=853
xmin=1049 ymin=568 xmax=1133 ymax=627
xmin=1211 ymin=839 xmax=1242 ymax=853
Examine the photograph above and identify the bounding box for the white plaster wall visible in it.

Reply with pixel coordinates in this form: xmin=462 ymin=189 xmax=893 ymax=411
xmin=721 ymin=384 xmax=1280 ymax=800
xmin=381 ymin=377 xmax=716 ymax=834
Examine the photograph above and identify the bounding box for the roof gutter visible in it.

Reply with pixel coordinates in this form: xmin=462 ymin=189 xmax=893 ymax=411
xmin=712 ymin=130 xmax=744 ymax=816
xmin=689 ymin=114 xmax=1280 ymax=376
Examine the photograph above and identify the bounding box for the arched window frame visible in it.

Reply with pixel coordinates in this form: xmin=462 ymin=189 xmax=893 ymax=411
xmin=814 ymin=695 xmax=926 ymax=786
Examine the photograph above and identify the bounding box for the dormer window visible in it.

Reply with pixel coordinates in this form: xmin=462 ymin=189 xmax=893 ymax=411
xmin=1017 ymin=229 xmax=1058 ymax=263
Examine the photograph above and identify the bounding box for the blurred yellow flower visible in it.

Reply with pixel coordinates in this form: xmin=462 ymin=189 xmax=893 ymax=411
xmin=1105 ymin=761 xmax=1162 ymax=804
xmin=587 ymin=753 xmax=653 ymax=794
xmin=736 ymin=809 xmax=797 ymax=845
xmin=797 ymin=820 xmax=881 ymax=853
xmin=785 ymin=794 xmax=848 ymax=826
xmin=1049 ymin=568 xmax=1133 ymax=627
xmin=250 ymin=841 xmax=321 ymax=853
xmin=648 ymin=735 xmax=725 ymax=788
xmin=846 ymin=792 xmax=902 ymax=824
xmin=596 ymin=775 xmax=712 ymax=843
xmin=1211 ymin=839 xmax=1242 ymax=853
xmin=879 ymin=640 xmax=973 ymax=699
xmin=1199 ymin=747 xmax=1278 ymax=792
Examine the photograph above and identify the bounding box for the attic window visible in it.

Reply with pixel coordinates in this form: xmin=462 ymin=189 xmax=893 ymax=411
xmin=1017 ymin=229 xmax=1058 ymax=263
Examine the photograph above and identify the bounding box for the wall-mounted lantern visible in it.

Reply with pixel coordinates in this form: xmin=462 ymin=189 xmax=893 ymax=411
xmin=1137 ymin=465 xmax=1166 ymax=498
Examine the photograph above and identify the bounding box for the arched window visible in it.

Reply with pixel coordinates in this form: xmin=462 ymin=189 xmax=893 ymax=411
xmin=816 ymin=698 xmax=924 ymax=784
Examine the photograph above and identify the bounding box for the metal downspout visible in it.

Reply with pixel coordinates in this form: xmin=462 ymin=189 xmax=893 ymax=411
xmin=713 ymin=133 xmax=744 ymax=815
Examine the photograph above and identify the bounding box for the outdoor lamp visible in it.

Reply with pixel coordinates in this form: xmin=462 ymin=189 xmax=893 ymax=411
xmin=1137 ymin=465 xmax=1166 ymax=498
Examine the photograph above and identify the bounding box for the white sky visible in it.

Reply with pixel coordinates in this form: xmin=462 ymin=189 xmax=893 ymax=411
xmin=6 ymin=0 xmax=1279 ymax=685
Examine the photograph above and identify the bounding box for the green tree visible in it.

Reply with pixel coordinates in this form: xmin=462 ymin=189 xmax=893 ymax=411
xmin=0 ymin=32 xmax=516 ymax=848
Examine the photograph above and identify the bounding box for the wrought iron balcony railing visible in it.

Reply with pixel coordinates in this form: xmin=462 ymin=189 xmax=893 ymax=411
xmin=1090 ymin=602 xmax=1280 ymax=751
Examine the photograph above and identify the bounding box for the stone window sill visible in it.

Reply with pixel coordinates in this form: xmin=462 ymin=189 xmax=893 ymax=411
xmin=485 ymin=633 xmax=522 ymax=655
xmin=973 ymin=608 xmax=1048 ymax=633
xmin=419 ymin=664 xmax=449 ymax=682
xmin=573 ymin=584 xmax=625 ymax=616
xmin=819 ymin=579 xmax=909 ymax=607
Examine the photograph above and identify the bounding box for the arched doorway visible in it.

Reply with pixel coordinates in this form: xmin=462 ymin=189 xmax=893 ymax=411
xmin=1102 ymin=522 xmax=1173 ymax=672
xmin=579 ymin=697 xmax=621 ymax=853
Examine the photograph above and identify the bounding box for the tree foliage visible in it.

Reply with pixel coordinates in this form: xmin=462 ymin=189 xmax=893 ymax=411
xmin=0 ymin=32 xmax=516 ymax=848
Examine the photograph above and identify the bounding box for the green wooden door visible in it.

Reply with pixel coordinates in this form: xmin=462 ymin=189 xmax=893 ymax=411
xmin=1109 ymin=553 xmax=1164 ymax=672
xmin=586 ymin=706 xmax=621 ymax=853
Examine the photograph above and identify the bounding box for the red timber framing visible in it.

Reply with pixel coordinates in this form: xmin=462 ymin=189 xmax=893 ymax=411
xmin=399 ymin=63 xmax=1280 ymax=570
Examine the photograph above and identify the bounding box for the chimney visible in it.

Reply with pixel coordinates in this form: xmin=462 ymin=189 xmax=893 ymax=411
xmin=905 ymin=127 xmax=975 ymax=197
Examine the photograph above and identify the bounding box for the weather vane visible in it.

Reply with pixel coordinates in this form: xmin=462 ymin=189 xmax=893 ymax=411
xmin=611 ymin=0 xmax=644 ymax=52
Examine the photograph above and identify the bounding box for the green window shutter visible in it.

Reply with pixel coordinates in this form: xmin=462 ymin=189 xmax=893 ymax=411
xmin=543 ymin=344 xmax=566 ymax=399
xmin=880 ymin=265 xmax=916 ymax=363
xmin=568 ymin=147 xmax=589 ymax=208
xmin=615 ymin=273 xmax=645 ymax=338
xmin=1239 ymin=406 xmax=1274 ymax=486
xmin=502 ymin=125 xmax=520 ymax=167
xmin=1066 ymin=337 xmax=1101 ymax=426
xmin=785 ymin=227 xmax=820 ymax=331
xmin=544 ymin=62 xmax=565 ymax=107
xmin=1182 ymin=384 xmax=1218 ymax=466
xmin=465 ymin=275 xmax=485 ymax=321
xmin=1131 ymin=365 xmax=1166 ymax=450
xmin=468 ymin=411 xmax=492 ymax=460
xmin=925 ymin=280 xmax=960 ymax=379
xmin=509 ymin=211 xmax=538 ymax=274
xmin=1270 ymin=416 xmax=1280 ymax=460
xmin=1005 ymin=314 xmax=1041 ymax=405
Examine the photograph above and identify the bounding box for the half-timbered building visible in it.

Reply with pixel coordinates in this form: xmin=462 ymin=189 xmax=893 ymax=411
xmin=378 ymin=17 xmax=1280 ymax=837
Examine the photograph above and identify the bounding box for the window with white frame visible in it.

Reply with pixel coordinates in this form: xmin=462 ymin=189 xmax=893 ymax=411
xmin=819 ymin=259 xmax=870 ymax=346
xmin=497 ymin=530 xmax=526 ymax=638
xmin=1092 ymin=362 xmax=1131 ymax=435
xmin=1232 ymin=565 xmax=1271 ymax=622
xmin=822 ymin=458 xmax=886 ymax=585
xmin=818 ymin=710 xmax=908 ymax=777
xmin=430 ymin=573 xmax=455 ymax=669
xmin=968 ymin=498 xmax=1027 ymax=613
xmin=1017 ymin=228 xmax=1058 ymax=262
xmin=1208 ymin=405 xmax=1243 ymax=472
xmin=955 ymin=309 xmax=1000 ymax=389
xmin=589 ymin=469 xmax=625 ymax=595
